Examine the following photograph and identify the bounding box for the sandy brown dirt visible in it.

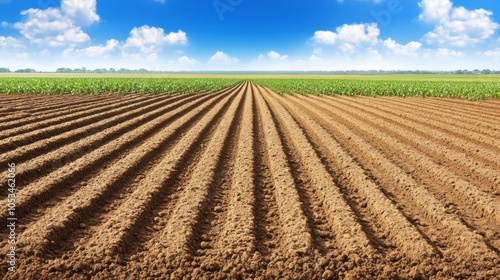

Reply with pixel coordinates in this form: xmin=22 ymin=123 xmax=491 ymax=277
xmin=1 ymin=83 xmax=499 ymax=279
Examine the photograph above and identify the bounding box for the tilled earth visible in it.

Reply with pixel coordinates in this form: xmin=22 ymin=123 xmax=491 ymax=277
xmin=1 ymin=82 xmax=499 ymax=279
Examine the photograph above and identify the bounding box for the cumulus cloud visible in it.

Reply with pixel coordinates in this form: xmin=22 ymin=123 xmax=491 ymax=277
xmin=13 ymin=0 xmax=99 ymax=47
xmin=484 ymin=48 xmax=500 ymax=57
xmin=418 ymin=0 xmax=452 ymax=23
xmin=60 ymin=25 xmax=189 ymax=62
xmin=313 ymin=23 xmax=380 ymax=52
xmin=0 ymin=36 xmax=25 ymax=49
xmin=60 ymin=0 xmax=99 ymax=26
xmin=122 ymin=26 xmax=187 ymax=59
xmin=337 ymin=23 xmax=379 ymax=44
xmin=267 ymin=50 xmax=288 ymax=61
xmin=419 ymin=0 xmax=499 ymax=46
xmin=309 ymin=54 xmax=321 ymax=62
xmin=313 ymin=31 xmax=337 ymax=44
xmin=208 ymin=51 xmax=239 ymax=65
xmin=65 ymin=39 xmax=119 ymax=57
xmin=383 ymin=38 xmax=421 ymax=56
xmin=178 ymin=55 xmax=198 ymax=65
xmin=124 ymin=26 xmax=187 ymax=49
xmin=435 ymin=48 xmax=464 ymax=57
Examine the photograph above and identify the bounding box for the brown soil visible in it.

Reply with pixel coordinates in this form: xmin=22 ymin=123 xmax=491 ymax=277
xmin=1 ymin=83 xmax=499 ymax=279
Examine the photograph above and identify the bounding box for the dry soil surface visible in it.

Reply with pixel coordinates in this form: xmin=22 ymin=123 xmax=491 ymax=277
xmin=1 ymin=82 xmax=499 ymax=279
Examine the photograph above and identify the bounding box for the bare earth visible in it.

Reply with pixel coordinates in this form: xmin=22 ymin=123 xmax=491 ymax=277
xmin=1 ymin=82 xmax=499 ymax=279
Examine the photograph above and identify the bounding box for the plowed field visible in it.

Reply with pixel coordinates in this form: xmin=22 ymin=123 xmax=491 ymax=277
xmin=1 ymin=82 xmax=499 ymax=279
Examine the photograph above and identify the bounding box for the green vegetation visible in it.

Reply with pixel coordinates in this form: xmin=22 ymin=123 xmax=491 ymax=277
xmin=254 ymin=78 xmax=500 ymax=99
xmin=0 ymin=74 xmax=499 ymax=99
xmin=0 ymin=77 xmax=242 ymax=95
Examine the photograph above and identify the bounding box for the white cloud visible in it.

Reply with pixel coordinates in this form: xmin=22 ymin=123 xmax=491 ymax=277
xmin=313 ymin=31 xmax=337 ymax=44
xmin=0 ymin=36 xmax=24 ymax=49
xmin=312 ymin=47 xmax=323 ymax=55
xmin=383 ymin=38 xmax=421 ymax=56
xmin=1 ymin=21 xmax=8 ymax=27
xmin=370 ymin=49 xmax=383 ymax=60
xmin=16 ymin=52 xmax=29 ymax=58
xmin=13 ymin=0 xmax=100 ymax=47
xmin=435 ymin=48 xmax=464 ymax=57
xmin=484 ymin=48 xmax=500 ymax=57
xmin=124 ymin=26 xmax=187 ymax=49
xmin=60 ymin=0 xmax=99 ymax=26
xmin=313 ymin=23 xmax=380 ymax=52
xmin=65 ymin=39 xmax=119 ymax=57
xmin=309 ymin=54 xmax=321 ymax=62
xmin=122 ymin=26 xmax=188 ymax=60
xmin=255 ymin=51 xmax=289 ymax=64
xmin=53 ymin=27 xmax=90 ymax=46
xmin=419 ymin=0 xmax=499 ymax=46
xmin=267 ymin=50 xmax=288 ymax=61
xmin=178 ymin=55 xmax=198 ymax=65
xmin=208 ymin=51 xmax=239 ymax=65
xmin=337 ymin=23 xmax=379 ymax=44
xmin=418 ymin=0 xmax=452 ymax=23
xmin=60 ymin=25 xmax=189 ymax=61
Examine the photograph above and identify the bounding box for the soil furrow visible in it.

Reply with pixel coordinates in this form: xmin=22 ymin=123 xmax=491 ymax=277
xmin=429 ymin=97 xmax=500 ymax=112
xmin=415 ymin=98 xmax=500 ymax=120
xmin=1 ymin=93 xmax=209 ymax=233
xmin=0 ymin=96 xmax=129 ymax=130
xmin=338 ymin=96 xmax=500 ymax=169
xmin=401 ymin=97 xmax=500 ymax=125
xmin=251 ymin=86 xmax=286 ymax=260
xmin=270 ymin=91 xmax=435 ymax=261
xmin=297 ymin=94 xmax=500 ymax=230
xmin=1 ymin=83 xmax=498 ymax=279
xmin=319 ymin=96 xmax=500 ymax=192
xmin=93 ymin=87 xmax=243 ymax=279
xmin=0 ymin=95 xmax=157 ymax=150
xmin=156 ymin=84 xmax=245 ymax=258
xmin=37 ymin=84 xmax=241 ymax=278
xmin=217 ymin=86 xmax=256 ymax=260
xmin=358 ymin=96 xmax=500 ymax=141
xmin=291 ymin=94 xmax=499 ymax=263
xmin=170 ymin=84 xmax=246 ymax=278
xmin=0 ymin=93 xmax=204 ymax=189
xmin=259 ymin=86 xmax=375 ymax=259
xmin=0 ymin=95 xmax=141 ymax=137
xmin=20 ymin=95 xmax=122 ymax=114
xmin=252 ymin=83 xmax=313 ymax=257
xmin=6 ymin=87 xmax=240 ymax=278
xmin=370 ymin=96 xmax=500 ymax=135
xmin=262 ymin=93 xmax=336 ymax=256
xmin=0 ymin=89 xmax=230 ymax=224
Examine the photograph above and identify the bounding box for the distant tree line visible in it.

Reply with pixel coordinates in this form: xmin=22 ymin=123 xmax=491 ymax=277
xmin=1 ymin=67 xmax=500 ymax=75
xmin=55 ymin=67 xmax=156 ymax=74
xmin=0 ymin=68 xmax=36 ymax=73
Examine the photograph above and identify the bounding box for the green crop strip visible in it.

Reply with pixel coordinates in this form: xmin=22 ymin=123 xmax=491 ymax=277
xmin=0 ymin=77 xmax=243 ymax=95
xmin=1 ymin=76 xmax=499 ymax=99
xmin=253 ymin=79 xmax=500 ymax=99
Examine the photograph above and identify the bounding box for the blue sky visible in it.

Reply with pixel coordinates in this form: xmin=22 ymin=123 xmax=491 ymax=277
xmin=1 ymin=0 xmax=500 ymax=71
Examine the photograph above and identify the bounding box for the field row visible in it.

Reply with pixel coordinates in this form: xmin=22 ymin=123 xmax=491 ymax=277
xmin=255 ymin=78 xmax=500 ymax=99
xmin=2 ymin=77 xmax=500 ymax=98
xmin=0 ymin=83 xmax=499 ymax=279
